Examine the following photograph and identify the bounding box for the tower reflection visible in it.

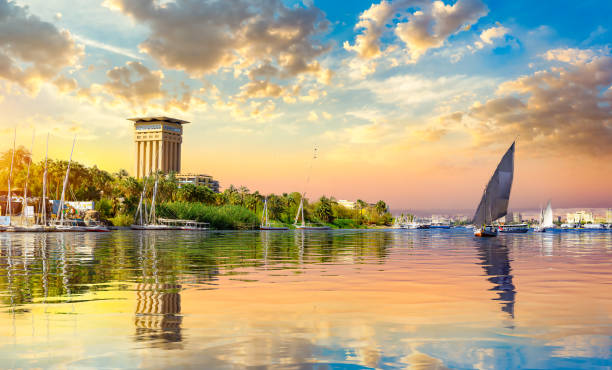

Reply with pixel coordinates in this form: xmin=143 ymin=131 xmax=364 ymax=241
xmin=476 ymin=242 xmax=516 ymax=318
xmin=134 ymin=234 xmax=183 ymax=348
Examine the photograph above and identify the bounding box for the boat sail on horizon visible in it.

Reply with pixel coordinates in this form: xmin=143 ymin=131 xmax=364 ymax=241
xmin=294 ymin=146 xmax=330 ymax=230
xmin=473 ymin=142 xmax=516 ymax=237
xmin=535 ymin=200 xmax=555 ymax=232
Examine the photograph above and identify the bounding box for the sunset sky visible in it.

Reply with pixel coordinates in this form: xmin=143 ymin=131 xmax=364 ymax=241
xmin=0 ymin=0 xmax=611 ymax=211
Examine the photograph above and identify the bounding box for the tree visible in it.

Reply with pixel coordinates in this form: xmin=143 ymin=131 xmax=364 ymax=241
xmin=375 ymin=200 xmax=388 ymax=216
xmin=356 ymin=199 xmax=368 ymax=217
xmin=314 ymin=196 xmax=334 ymax=223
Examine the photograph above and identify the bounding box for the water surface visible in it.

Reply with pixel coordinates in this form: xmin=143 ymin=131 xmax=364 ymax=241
xmin=1 ymin=229 xmax=611 ymax=369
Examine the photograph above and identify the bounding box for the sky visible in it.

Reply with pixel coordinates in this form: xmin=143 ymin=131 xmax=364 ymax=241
xmin=0 ymin=0 xmax=611 ymax=212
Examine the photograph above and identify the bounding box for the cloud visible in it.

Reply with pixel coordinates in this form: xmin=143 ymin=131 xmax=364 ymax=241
xmin=104 ymin=0 xmax=331 ymax=83
xmin=343 ymin=0 xmax=397 ymax=59
xmin=479 ymin=25 xmax=510 ymax=45
xmin=543 ymin=48 xmax=596 ymax=65
xmin=100 ymin=61 xmax=165 ymax=108
xmin=0 ymin=0 xmax=83 ymax=93
xmin=345 ymin=0 xmax=488 ymax=62
xmin=466 ymin=50 xmax=612 ymax=156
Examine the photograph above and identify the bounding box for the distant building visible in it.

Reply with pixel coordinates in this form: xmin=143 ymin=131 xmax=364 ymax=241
xmin=505 ymin=211 xmax=514 ymax=224
xmin=513 ymin=213 xmax=523 ymax=223
xmin=566 ymin=211 xmax=594 ymax=224
xmin=176 ymin=173 xmax=220 ymax=193
xmin=338 ymin=199 xmax=356 ymax=209
xmin=607 ymin=209 xmax=612 ymax=224
xmin=129 ymin=116 xmax=189 ymax=179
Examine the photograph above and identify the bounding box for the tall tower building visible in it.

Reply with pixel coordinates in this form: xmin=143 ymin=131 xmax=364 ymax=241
xmin=129 ymin=116 xmax=189 ymax=178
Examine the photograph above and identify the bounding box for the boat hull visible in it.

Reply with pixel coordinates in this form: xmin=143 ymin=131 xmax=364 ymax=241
xmin=295 ymin=226 xmax=331 ymax=230
xmin=474 ymin=226 xmax=498 ymax=237
xmin=260 ymin=226 xmax=289 ymax=231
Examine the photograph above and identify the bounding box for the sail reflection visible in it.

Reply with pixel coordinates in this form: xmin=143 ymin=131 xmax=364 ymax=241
xmin=476 ymin=242 xmax=516 ymax=318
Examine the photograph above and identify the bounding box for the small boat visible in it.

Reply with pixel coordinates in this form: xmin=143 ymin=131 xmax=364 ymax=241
xmin=131 ymin=173 xmax=172 ymax=230
xmin=293 ymin=146 xmax=330 ymax=231
xmin=294 ymin=196 xmax=331 ymax=230
xmin=474 ymin=225 xmax=498 ymax=237
xmin=417 ymin=224 xmax=431 ymax=229
xmin=260 ymin=197 xmax=288 ymax=231
xmin=534 ymin=201 xmax=556 ymax=232
xmin=84 ymin=221 xmax=111 ymax=232
xmin=498 ymin=223 xmax=529 ymax=233
xmin=473 ymin=142 xmax=516 ymax=237
xmin=429 ymin=224 xmax=450 ymax=229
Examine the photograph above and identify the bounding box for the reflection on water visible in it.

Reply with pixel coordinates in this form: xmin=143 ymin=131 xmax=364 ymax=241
xmin=135 ymin=235 xmax=183 ymax=348
xmin=477 ymin=241 xmax=516 ymax=318
xmin=0 ymin=230 xmax=611 ymax=368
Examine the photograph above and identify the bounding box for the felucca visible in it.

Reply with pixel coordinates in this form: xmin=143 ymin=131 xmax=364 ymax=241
xmin=53 ymin=137 xmax=86 ymax=232
xmin=535 ymin=200 xmax=555 ymax=232
xmin=473 ymin=142 xmax=516 ymax=237
xmin=260 ymin=197 xmax=288 ymax=230
xmin=293 ymin=146 xmax=330 ymax=230
xmin=131 ymin=173 xmax=175 ymax=230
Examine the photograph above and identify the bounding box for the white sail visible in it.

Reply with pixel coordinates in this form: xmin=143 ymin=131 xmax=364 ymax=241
xmin=542 ymin=201 xmax=554 ymax=228
xmin=473 ymin=142 xmax=515 ymax=226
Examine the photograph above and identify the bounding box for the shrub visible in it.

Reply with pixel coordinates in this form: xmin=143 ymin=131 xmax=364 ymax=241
xmin=109 ymin=213 xmax=133 ymax=227
xmin=157 ymin=202 xmax=259 ymax=230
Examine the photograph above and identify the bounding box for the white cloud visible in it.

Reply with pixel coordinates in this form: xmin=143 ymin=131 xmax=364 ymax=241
xmin=345 ymin=0 xmax=488 ymax=63
xmin=479 ymin=25 xmax=510 ymax=45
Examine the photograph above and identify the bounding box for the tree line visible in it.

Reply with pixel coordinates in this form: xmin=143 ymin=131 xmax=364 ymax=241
xmin=0 ymin=147 xmax=392 ymax=228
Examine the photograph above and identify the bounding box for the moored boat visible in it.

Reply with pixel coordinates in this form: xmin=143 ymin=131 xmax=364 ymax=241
xmin=498 ymin=224 xmax=529 ymax=233
xmin=260 ymin=197 xmax=288 ymax=230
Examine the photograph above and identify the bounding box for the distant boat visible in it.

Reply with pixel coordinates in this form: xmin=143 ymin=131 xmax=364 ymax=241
xmin=260 ymin=197 xmax=288 ymax=231
xmin=535 ymin=201 xmax=555 ymax=232
xmin=498 ymin=223 xmax=529 ymax=233
xmin=473 ymin=142 xmax=515 ymax=237
xmin=294 ymin=196 xmax=331 ymax=230
xmin=293 ymin=146 xmax=330 ymax=231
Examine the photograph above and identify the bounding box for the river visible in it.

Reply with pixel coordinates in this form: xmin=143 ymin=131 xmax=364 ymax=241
xmin=1 ymin=229 xmax=611 ymax=368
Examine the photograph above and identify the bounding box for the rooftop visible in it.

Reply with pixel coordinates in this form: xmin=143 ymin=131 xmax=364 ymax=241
xmin=128 ymin=116 xmax=189 ymax=124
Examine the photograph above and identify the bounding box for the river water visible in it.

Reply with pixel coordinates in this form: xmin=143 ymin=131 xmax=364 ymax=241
xmin=0 ymin=229 xmax=611 ymax=369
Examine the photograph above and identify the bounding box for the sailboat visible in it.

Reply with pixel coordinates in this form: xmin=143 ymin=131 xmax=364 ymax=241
xmin=53 ymin=137 xmax=86 ymax=232
xmin=260 ymin=197 xmax=288 ymax=230
xmin=1 ymin=128 xmax=17 ymax=232
xmin=534 ymin=200 xmax=555 ymax=232
xmin=294 ymin=195 xmax=331 ymax=230
xmin=131 ymin=173 xmax=176 ymax=230
xmin=293 ymin=146 xmax=331 ymax=230
xmin=473 ymin=142 xmax=516 ymax=237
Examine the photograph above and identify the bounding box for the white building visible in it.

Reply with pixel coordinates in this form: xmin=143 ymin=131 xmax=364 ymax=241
xmin=566 ymin=211 xmax=594 ymax=224
xmin=338 ymin=200 xmax=356 ymax=209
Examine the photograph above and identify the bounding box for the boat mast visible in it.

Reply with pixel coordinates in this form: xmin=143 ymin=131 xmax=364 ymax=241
xmin=134 ymin=176 xmax=147 ymax=226
xmin=6 ymin=128 xmax=16 ymax=224
xmin=21 ymin=130 xmax=35 ymax=225
xmin=40 ymin=134 xmax=49 ymax=226
xmin=57 ymin=136 xmax=76 ymax=225
xmin=261 ymin=197 xmax=268 ymax=228
xmin=149 ymin=174 xmax=158 ymax=225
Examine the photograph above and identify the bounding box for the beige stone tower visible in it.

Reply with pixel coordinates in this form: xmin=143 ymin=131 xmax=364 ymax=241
xmin=128 ymin=116 xmax=189 ymax=178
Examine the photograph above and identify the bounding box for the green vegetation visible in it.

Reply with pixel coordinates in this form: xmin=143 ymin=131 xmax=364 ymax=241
xmin=157 ymin=202 xmax=259 ymax=230
xmin=0 ymin=148 xmax=393 ymax=229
